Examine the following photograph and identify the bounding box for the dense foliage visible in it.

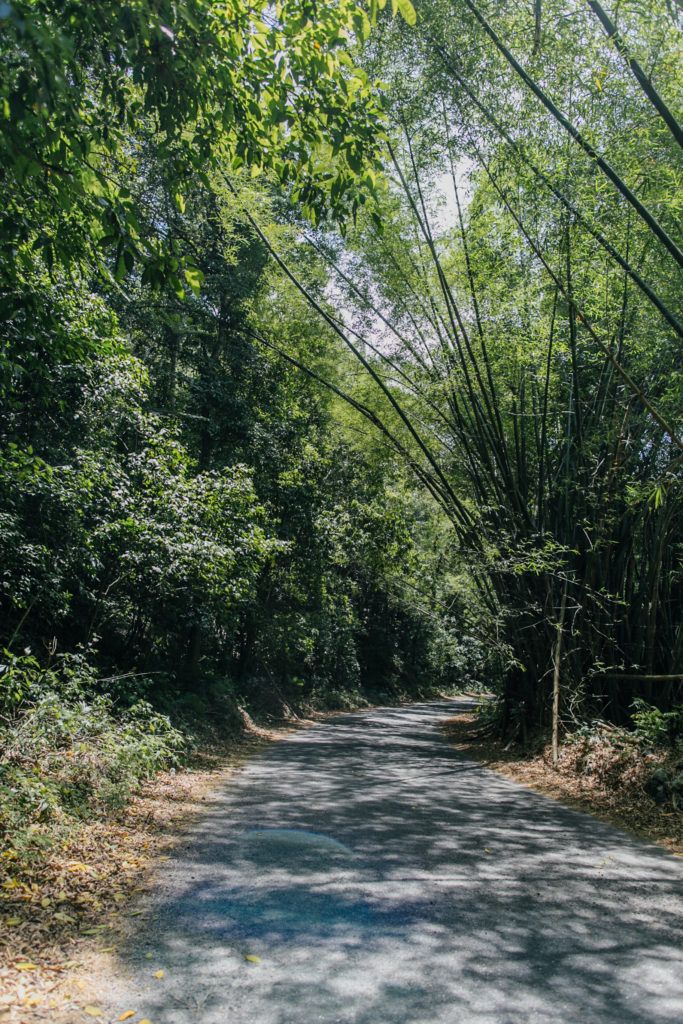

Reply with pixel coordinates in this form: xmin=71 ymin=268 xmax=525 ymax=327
xmin=2 ymin=0 xmax=682 ymax=861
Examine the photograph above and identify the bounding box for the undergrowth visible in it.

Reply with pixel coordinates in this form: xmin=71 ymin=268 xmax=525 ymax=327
xmin=0 ymin=651 xmax=185 ymax=869
xmin=560 ymin=704 xmax=683 ymax=810
xmin=475 ymin=695 xmax=683 ymax=811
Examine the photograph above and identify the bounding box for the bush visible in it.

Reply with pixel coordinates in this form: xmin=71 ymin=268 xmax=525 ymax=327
xmin=560 ymin=708 xmax=683 ymax=813
xmin=631 ymin=700 xmax=683 ymax=748
xmin=0 ymin=653 xmax=185 ymax=864
xmin=307 ymin=684 xmax=369 ymax=711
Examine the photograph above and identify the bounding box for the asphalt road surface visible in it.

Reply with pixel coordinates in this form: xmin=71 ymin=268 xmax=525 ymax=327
xmin=103 ymin=699 xmax=683 ymax=1024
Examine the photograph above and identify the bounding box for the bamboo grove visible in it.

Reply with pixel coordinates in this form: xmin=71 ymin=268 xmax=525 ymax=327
xmin=250 ymin=0 xmax=683 ymax=736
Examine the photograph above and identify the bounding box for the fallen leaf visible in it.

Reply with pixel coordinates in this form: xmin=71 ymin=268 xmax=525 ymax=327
xmin=144 ymin=952 xmax=154 ymax=960
xmin=83 ymin=1006 xmax=103 ymax=1018
xmin=244 ymin=955 xmax=261 ymax=963
xmin=153 ymin=969 xmax=164 ymax=979
xmin=15 ymin=963 xmax=38 ymax=972
xmin=139 ymin=1019 xmax=152 ymax=1024
xmin=5 ymin=917 xmax=21 ymax=926
xmin=118 ymin=1012 xmax=136 ymax=1021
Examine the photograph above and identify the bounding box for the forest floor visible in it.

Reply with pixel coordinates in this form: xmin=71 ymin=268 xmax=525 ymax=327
xmin=0 ymin=713 xmax=316 ymax=1023
xmin=442 ymin=710 xmax=683 ymax=857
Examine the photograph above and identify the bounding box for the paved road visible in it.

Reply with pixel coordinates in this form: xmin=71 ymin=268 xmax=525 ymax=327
xmin=104 ymin=700 xmax=683 ymax=1024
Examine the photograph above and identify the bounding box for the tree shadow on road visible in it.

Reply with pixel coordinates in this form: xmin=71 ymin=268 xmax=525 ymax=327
xmin=111 ymin=701 xmax=683 ymax=1024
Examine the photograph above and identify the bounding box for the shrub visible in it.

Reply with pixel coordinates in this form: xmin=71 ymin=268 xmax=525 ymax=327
xmin=560 ymin=708 xmax=683 ymax=813
xmin=0 ymin=654 xmax=184 ymax=864
xmin=631 ymin=700 xmax=683 ymax=748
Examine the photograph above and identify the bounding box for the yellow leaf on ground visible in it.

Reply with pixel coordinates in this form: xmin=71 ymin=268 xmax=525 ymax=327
xmin=153 ymin=969 xmax=164 ymax=979
xmin=139 ymin=1019 xmax=152 ymax=1024
xmin=83 ymin=1006 xmax=103 ymax=1017
xmin=118 ymin=1012 xmax=136 ymax=1021
xmin=244 ymin=955 xmax=261 ymax=963
xmin=15 ymin=963 xmax=37 ymax=971
xmin=5 ymin=917 xmax=21 ymax=926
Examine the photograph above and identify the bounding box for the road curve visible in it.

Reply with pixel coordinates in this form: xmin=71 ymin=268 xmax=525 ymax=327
xmin=103 ymin=699 xmax=683 ymax=1024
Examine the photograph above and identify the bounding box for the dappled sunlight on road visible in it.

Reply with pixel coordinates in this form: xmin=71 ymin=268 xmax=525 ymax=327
xmin=104 ymin=701 xmax=683 ymax=1024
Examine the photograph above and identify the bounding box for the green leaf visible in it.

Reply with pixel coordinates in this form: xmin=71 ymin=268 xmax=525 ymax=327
xmin=396 ymin=0 xmax=416 ymax=25
xmin=183 ymin=267 xmax=204 ymax=295
xmin=169 ymin=275 xmax=186 ymax=300
xmin=115 ymin=251 xmax=127 ymax=282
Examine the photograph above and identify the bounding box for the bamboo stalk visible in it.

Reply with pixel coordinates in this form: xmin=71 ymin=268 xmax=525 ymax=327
xmin=595 ymin=674 xmax=683 ymax=683
xmin=459 ymin=0 xmax=683 ymax=269
xmin=587 ymin=0 xmax=683 ymax=151
xmin=431 ymin=42 xmax=683 ymax=338
xmin=552 ymin=582 xmax=568 ymax=765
